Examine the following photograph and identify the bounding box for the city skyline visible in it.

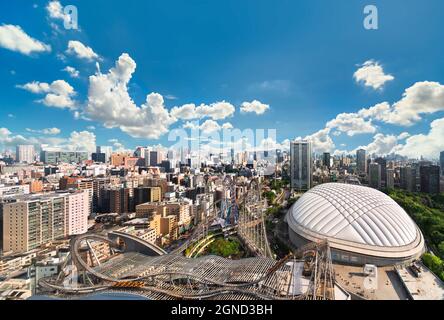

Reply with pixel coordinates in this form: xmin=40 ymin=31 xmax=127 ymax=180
xmin=1 ymin=1 xmax=444 ymax=160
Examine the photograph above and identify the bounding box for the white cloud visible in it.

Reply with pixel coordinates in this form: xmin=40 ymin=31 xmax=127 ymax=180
xmin=17 ymin=80 xmax=76 ymax=109
xmin=85 ymin=53 xmax=175 ymax=139
xmin=46 ymin=1 xmax=71 ymax=25
xmin=326 ymin=112 xmax=377 ymax=136
xmin=68 ymin=131 xmax=96 ymax=152
xmin=240 ymin=100 xmax=270 ymax=115
xmin=183 ymin=120 xmax=233 ymax=134
xmin=357 ymin=133 xmax=400 ymax=156
xmin=397 ymin=132 xmax=410 ymax=140
xmin=394 ymin=118 xmax=444 ymax=159
xmin=63 ymin=66 xmax=79 ymax=78
xmin=26 ymin=127 xmax=61 ymax=135
xmin=356 ymin=82 xmax=444 ymax=126
xmin=354 ymin=60 xmax=394 ymax=90
xmin=0 ymin=24 xmax=51 ymax=55
xmin=171 ymin=102 xmax=235 ymax=121
xmin=66 ymin=40 xmax=99 ymax=61
xmin=296 ymin=128 xmax=335 ymax=154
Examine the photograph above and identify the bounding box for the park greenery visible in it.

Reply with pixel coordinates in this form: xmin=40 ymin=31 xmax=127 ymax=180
xmin=387 ymin=189 xmax=444 ymax=281
xmin=207 ymin=237 xmax=242 ymax=258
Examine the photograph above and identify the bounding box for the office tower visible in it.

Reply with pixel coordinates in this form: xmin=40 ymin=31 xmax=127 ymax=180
xmin=16 ymin=145 xmax=35 ymax=164
xmin=440 ymin=151 xmax=444 ymax=176
xmin=323 ymin=152 xmax=331 ymax=169
xmin=386 ymin=168 xmax=395 ymax=189
xmin=92 ymin=152 xmax=106 ymax=163
xmin=96 ymin=146 xmax=113 ymax=163
xmin=369 ymin=163 xmax=382 ymax=189
xmin=40 ymin=151 xmax=88 ymax=164
xmin=290 ymin=140 xmax=312 ymax=191
xmin=356 ymin=149 xmax=366 ymax=174
xmin=65 ymin=190 xmax=89 ymax=236
xmin=420 ymin=165 xmax=441 ymax=194
xmin=375 ymin=157 xmax=387 ymax=186
xmin=134 ymin=187 xmax=161 ymax=206
xmin=2 ymin=191 xmax=89 ymax=254
xmin=149 ymin=150 xmax=164 ymax=166
xmin=400 ymin=166 xmax=417 ymax=192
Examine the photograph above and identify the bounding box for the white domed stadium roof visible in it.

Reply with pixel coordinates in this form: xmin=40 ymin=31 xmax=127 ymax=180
xmin=287 ymin=183 xmax=424 ymax=261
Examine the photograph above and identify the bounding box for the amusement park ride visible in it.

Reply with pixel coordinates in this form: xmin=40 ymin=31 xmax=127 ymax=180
xmin=37 ymin=175 xmax=336 ymax=300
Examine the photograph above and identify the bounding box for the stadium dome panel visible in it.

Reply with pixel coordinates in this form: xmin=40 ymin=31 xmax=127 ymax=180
xmin=287 ymin=183 xmax=425 ymax=266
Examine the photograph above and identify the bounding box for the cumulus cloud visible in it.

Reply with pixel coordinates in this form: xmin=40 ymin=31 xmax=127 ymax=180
xmin=356 ymin=82 xmax=444 ymax=126
xmin=171 ymin=102 xmax=235 ymax=121
xmin=46 ymin=1 xmax=71 ymax=26
xmin=183 ymin=120 xmax=233 ymax=134
xmin=68 ymin=131 xmax=96 ymax=152
xmin=62 ymin=66 xmax=80 ymax=78
xmin=296 ymin=128 xmax=335 ymax=154
xmin=326 ymin=112 xmax=377 ymax=136
xmin=26 ymin=127 xmax=61 ymax=135
xmin=17 ymin=80 xmax=76 ymax=109
xmin=85 ymin=53 xmax=175 ymax=139
xmin=354 ymin=60 xmax=394 ymax=90
xmin=240 ymin=100 xmax=270 ymax=115
xmin=0 ymin=24 xmax=51 ymax=55
xmin=66 ymin=40 xmax=99 ymax=61
xmin=357 ymin=133 xmax=400 ymax=156
xmin=394 ymin=118 xmax=444 ymax=159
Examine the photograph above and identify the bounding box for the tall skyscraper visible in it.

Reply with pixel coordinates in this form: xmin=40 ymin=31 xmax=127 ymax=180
xmin=400 ymin=166 xmax=416 ymax=192
xmin=96 ymin=146 xmax=113 ymax=163
xmin=386 ymin=168 xmax=395 ymax=189
xmin=16 ymin=145 xmax=35 ymax=163
xmin=323 ymin=152 xmax=331 ymax=169
xmin=369 ymin=163 xmax=382 ymax=189
xmin=290 ymin=140 xmax=312 ymax=191
xmin=356 ymin=149 xmax=366 ymax=174
xmin=420 ymin=165 xmax=440 ymax=194
xmin=440 ymin=151 xmax=444 ymax=176
xmin=375 ymin=157 xmax=387 ymax=186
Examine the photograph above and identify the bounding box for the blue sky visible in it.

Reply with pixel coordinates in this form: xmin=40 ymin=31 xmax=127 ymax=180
xmin=1 ymin=0 xmax=444 ymax=159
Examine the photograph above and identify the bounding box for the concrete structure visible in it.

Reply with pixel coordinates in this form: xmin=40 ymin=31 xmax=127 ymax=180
xmin=400 ymin=166 xmax=416 ymax=192
xmin=287 ymin=183 xmax=425 ymax=266
xmin=290 ymin=140 xmax=312 ymax=191
xmin=420 ymin=165 xmax=440 ymax=194
xmin=356 ymin=149 xmax=366 ymax=174
xmin=96 ymin=146 xmax=113 ymax=163
xmin=386 ymin=168 xmax=394 ymax=189
xmin=40 ymin=151 xmax=88 ymax=164
xmin=440 ymin=151 xmax=444 ymax=176
xmin=2 ymin=194 xmax=66 ymax=254
xmin=16 ymin=145 xmax=35 ymax=164
xmin=369 ymin=163 xmax=382 ymax=190
xmin=374 ymin=158 xmax=387 ymax=187
xmin=65 ymin=190 xmax=89 ymax=236
xmin=0 ymin=185 xmax=30 ymax=198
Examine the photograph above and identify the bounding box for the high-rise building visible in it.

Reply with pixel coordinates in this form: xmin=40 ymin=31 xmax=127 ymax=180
xmin=369 ymin=163 xmax=382 ymax=189
xmin=290 ymin=140 xmax=312 ymax=191
xmin=386 ymin=168 xmax=395 ymax=189
xmin=375 ymin=157 xmax=387 ymax=187
xmin=40 ymin=151 xmax=88 ymax=164
xmin=400 ymin=166 xmax=416 ymax=192
xmin=91 ymin=153 xmax=106 ymax=163
xmin=420 ymin=165 xmax=440 ymax=194
xmin=323 ymin=152 xmax=331 ymax=169
xmin=134 ymin=187 xmax=161 ymax=207
xmin=2 ymin=191 xmax=89 ymax=254
xmin=356 ymin=149 xmax=366 ymax=174
xmin=16 ymin=145 xmax=35 ymax=164
xmin=440 ymin=151 xmax=444 ymax=176
xmin=96 ymin=146 xmax=113 ymax=163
